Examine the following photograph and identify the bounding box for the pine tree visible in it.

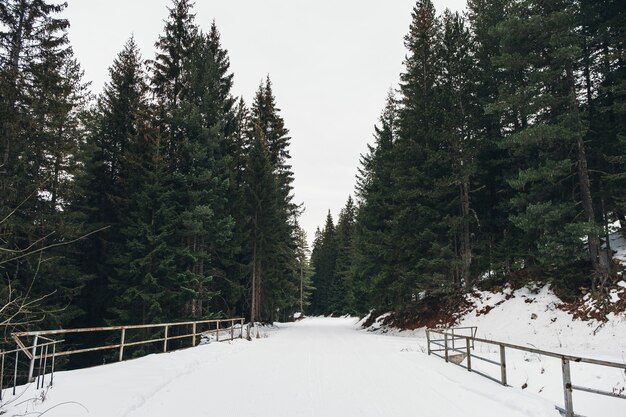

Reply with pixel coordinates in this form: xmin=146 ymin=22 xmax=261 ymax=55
xmin=245 ymin=77 xmax=299 ymax=322
xmin=310 ymin=212 xmax=337 ymax=315
xmin=0 ymin=0 xmax=89 ymax=328
xmin=352 ymin=92 xmax=398 ymax=312
xmin=171 ymin=25 xmax=238 ymax=318
xmin=492 ymin=0 xmax=611 ymax=287
xmin=436 ymin=10 xmax=479 ymax=286
xmin=391 ymin=0 xmax=453 ymax=301
xmin=77 ymin=37 xmax=150 ymax=327
xmin=333 ymin=196 xmax=356 ymax=313
xmin=245 ymin=133 xmax=281 ymax=322
xmin=151 ymin=0 xmax=198 ymax=169
xmin=466 ymin=0 xmax=518 ymax=279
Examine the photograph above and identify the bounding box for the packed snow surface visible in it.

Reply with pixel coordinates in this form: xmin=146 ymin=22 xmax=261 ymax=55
xmin=366 ymin=285 xmax=626 ymax=417
xmin=4 ymin=317 xmax=564 ymax=417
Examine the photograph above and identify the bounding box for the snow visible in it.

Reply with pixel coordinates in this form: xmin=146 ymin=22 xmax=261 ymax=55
xmin=604 ymin=221 xmax=626 ymax=267
xmin=4 ymin=318 xmax=561 ymax=417
xmin=611 ymin=232 xmax=626 ymax=265
xmin=3 ymin=284 xmax=625 ymax=417
xmin=366 ymin=285 xmax=626 ymax=417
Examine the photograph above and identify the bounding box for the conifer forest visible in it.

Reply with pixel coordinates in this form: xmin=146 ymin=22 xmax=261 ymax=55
xmin=1 ymin=0 xmax=625 ymax=344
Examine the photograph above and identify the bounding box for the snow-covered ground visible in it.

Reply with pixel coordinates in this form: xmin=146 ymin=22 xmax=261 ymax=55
xmin=4 ymin=317 xmax=564 ymax=417
xmin=3 ymin=283 xmax=625 ymax=417
xmin=365 ymin=284 xmax=626 ymax=417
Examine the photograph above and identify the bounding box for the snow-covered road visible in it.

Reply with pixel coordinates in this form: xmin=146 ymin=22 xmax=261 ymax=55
xmin=6 ymin=317 xmax=562 ymax=417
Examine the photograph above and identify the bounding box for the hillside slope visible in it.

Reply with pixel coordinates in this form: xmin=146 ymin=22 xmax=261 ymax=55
xmin=363 ymin=283 xmax=626 ymax=417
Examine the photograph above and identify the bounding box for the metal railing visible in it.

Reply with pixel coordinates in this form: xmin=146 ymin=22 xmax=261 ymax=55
xmin=0 ymin=317 xmax=245 ymax=400
xmin=426 ymin=327 xmax=626 ymax=417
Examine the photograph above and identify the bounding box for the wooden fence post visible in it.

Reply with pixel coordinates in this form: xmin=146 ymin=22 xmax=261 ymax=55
xmin=499 ymin=344 xmax=507 ymax=386
xmin=426 ymin=330 xmax=431 ymax=355
xmin=216 ymin=321 xmax=220 ymax=342
xmin=466 ymin=337 xmax=472 ymax=372
xmin=562 ymin=358 xmax=574 ymax=417
xmin=240 ymin=319 xmax=244 ymax=339
xmin=231 ymin=319 xmax=234 ymax=341
xmin=444 ymin=333 xmax=449 ymax=363
xmin=192 ymin=322 xmax=197 ymax=347
xmin=119 ymin=328 xmax=126 ymax=361
xmin=452 ymin=328 xmax=456 ymax=351
xmin=163 ymin=325 xmax=169 ymax=352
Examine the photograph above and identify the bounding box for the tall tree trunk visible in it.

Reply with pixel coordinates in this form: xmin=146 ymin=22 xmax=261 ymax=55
xmin=461 ymin=176 xmax=472 ymax=287
xmin=566 ymin=62 xmax=610 ymax=287
xmin=251 ymin=222 xmax=257 ymax=324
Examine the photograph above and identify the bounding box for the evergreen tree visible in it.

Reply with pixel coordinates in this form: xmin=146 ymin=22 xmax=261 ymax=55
xmin=352 ymin=93 xmax=398 ymax=312
xmin=246 ymin=77 xmax=300 ymax=322
xmin=390 ymin=0 xmax=453 ymax=301
xmin=435 ymin=10 xmax=479 ymax=286
xmin=333 ymin=196 xmax=356 ymax=313
xmin=0 ymin=0 xmax=89 ymax=327
xmin=151 ymin=0 xmax=198 ymax=169
xmin=492 ymin=0 xmax=611 ymax=287
xmin=77 ymin=37 xmax=149 ymax=327
xmin=309 ymin=212 xmax=337 ymax=315
xmin=466 ymin=0 xmax=518 ymax=279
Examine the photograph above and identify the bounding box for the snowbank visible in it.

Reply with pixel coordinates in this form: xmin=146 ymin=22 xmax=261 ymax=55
xmin=364 ymin=284 xmax=626 ymax=417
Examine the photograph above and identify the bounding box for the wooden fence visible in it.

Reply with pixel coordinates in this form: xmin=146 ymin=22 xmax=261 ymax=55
xmin=0 ymin=317 xmax=245 ymax=400
xmin=426 ymin=327 xmax=626 ymax=417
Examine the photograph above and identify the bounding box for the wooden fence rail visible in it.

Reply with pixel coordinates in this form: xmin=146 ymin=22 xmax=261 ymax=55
xmin=426 ymin=327 xmax=626 ymax=417
xmin=0 ymin=317 xmax=245 ymax=400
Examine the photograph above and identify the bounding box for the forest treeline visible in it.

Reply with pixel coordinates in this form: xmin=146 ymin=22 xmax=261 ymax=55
xmin=310 ymin=0 xmax=626 ymax=316
xmin=0 ymin=0 xmax=309 ymax=334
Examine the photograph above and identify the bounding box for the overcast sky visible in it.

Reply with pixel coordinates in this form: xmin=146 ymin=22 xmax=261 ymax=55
xmin=63 ymin=0 xmax=465 ymax=243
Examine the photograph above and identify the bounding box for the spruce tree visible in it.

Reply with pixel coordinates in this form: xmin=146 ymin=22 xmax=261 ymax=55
xmin=246 ymin=78 xmax=299 ymax=322
xmin=333 ymin=196 xmax=356 ymax=313
xmin=0 ymin=0 xmax=89 ymax=328
xmin=493 ymin=0 xmax=611 ymax=287
xmin=310 ymin=212 xmax=337 ymax=315
xmin=391 ymin=0 xmax=453 ymax=301
xmin=77 ymin=37 xmax=150 ymax=327
xmin=352 ymin=93 xmax=398 ymax=312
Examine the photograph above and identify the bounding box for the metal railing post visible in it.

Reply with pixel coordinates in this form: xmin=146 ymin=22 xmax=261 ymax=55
xmin=51 ymin=343 xmax=55 ymax=387
xmin=466 ymin=337 xmax=472 ymax=372
xmin=163 ymin=325 xmax=169 ymax=352
xmin=562 ymin=358 xmax=574 ymax=417
xmin=40 ymin=344 xmax=49 ymax=388
xmin=499 ymin=344 xmax=507 ymax=386
xmin=13 ymin=350 xmax=18 ymax=395
xmin=28 ymin=335 xmax=39 ymax=382
xmin=192 ymin=322 xmax=197 ymax=347
xmin=426 ymin=330 xmax=431 ymax=355
xmin=0 ymin=353 xmax=4 ymax=400
xmin=444 ymin=333 xmax=449 ymax=363
xmin=119 ymin=327 xmax=126 ymax=361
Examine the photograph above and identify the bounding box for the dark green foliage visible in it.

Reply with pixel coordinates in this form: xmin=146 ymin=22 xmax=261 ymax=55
xmin=246 ymin=78 xmax=301 ymax=322
xmin=1 ymin=0 xmax=306 ymax=341
xmin=0 ymin=0 xmax=89 ymax=328
xmin=312 ymin=0 xmax=626 ymax=316
xmin=309 ymin=213 xmax=337 ymax=315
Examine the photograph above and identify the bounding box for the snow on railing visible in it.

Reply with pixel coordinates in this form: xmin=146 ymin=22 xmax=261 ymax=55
xmin=426 ymin=327 xmax=626 ymax=417
xmin=0 ymin=317 xmax=245 ymax=400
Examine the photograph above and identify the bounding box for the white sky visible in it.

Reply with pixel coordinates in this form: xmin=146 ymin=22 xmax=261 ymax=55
xmin=63 ymin=0 xmax=465 ymax=243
